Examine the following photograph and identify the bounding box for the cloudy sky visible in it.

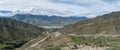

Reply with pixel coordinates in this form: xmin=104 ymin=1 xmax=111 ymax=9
xmin=0 ymin=0 xmax=120 ymax=18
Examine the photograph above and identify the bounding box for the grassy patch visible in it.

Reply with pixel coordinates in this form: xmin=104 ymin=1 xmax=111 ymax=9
xmin=44 ymin=46 xmax=61 ymax=50
xmin=71 ymin=36 xmax=120 ymax=50
xmin=107 ymin=47 xmax=120 ymax=50
xmin=0 ymin=44 xmax=6 ymax=50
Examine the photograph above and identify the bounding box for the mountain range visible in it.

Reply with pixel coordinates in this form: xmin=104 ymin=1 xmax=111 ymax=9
xmin=0 ymin=13 xmax=88 ymax=50
xmin=18 ymin=11 xmax=120 ymax=50
xmin=1 ymin=10 xmax=120 ymax=50
xmin=7 ymin=14 xmax=88 ymax=26
xmin=60 ymin=11 xmax=120 ymax=35
xmin=0 ymin=17 xmax=45 ymax=50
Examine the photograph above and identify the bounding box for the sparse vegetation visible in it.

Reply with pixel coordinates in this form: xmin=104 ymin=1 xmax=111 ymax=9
xmin=44 ymin=46 xmax=61 ymax=50
xmin=107 ymin=47 xmax=120 ymax=50
xmin=71 ymin=36 xmax=120 ymax=50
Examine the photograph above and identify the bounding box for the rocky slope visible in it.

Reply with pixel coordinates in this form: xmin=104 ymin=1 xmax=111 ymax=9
xmin=17 ymin=32 xmax=107 ymax=50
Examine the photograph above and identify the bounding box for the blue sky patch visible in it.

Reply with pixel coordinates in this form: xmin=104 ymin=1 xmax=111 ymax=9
xmin=0 ymin=10 xmax=12 ymax=14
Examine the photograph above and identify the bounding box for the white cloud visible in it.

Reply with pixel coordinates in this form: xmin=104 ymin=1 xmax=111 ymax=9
xmin=0 ymin=0 xmax=120 ymax=18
